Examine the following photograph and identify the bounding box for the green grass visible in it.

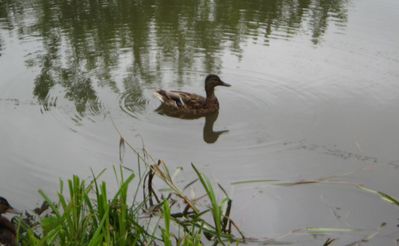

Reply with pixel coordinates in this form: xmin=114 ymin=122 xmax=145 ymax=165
xmin=14 ymin=137 xmax=244 ymax=245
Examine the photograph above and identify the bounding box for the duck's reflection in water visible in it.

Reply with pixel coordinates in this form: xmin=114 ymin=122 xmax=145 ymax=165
xmin=202 ymin=111 xmax=229 ymax=143
xmin=155 ymin=106 xmax=229 ymax=144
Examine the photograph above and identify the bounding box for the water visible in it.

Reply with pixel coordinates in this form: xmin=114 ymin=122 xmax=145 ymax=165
xmin=1 ymin=0 xmax=399 ymax=244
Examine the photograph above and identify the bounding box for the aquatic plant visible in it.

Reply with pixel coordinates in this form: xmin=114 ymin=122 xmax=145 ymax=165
xmin=13 ymin=138 xmax=244 ymax=245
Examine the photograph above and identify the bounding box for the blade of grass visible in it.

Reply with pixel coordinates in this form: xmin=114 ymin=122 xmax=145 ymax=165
xmin=162 ymin=200 xmax=173 ymax=246
xmin=191 ymin=164 xmax=222 ymax=242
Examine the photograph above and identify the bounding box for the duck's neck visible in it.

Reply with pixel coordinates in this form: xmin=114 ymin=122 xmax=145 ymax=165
xmin=205 ymin=87 xmax=218 ymax=105
xmin=206 ymin=89 xmax=214 ymax=98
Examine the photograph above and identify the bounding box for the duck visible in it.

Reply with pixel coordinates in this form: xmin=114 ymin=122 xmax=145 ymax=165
xmin=0 ymin=197 xmax=17 ymax=246
xmin=154 ymin=74 xmax=231 ymax=117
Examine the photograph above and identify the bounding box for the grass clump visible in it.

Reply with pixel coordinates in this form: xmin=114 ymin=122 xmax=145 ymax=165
xmin=14 ymin=138 xmax=244 ymax=245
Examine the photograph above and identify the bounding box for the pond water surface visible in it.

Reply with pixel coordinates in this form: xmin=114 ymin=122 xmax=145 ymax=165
xmin=1 ymin=0 xmax=399 ymax=244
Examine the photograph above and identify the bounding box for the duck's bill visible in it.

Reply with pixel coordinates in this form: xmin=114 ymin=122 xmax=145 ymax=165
xmin=220 ymin=81 xmax=232 ymax=87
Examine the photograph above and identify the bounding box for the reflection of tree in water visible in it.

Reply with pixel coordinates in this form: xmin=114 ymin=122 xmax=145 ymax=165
xmin=61 ymin=70 xmax=99 ymax=115
xmin=2 ymin=0 xmax=348 ymax=115
xmin=32 ymin=33 xmax=100 ymax=115
xmin=0 ymin=1 xmax=14 ymax=31
xmin=0 ymin=2 xmax=9 ymax=57
xmin=0 ymin=35 xmax=3 ymax=57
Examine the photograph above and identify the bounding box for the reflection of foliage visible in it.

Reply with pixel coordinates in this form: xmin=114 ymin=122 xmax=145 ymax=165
xmin=33 ymin=70 xmax=54 ymax=102
xmin=61 ymin=69 xmax=98 ymax=115
xmin=309 ymin=0 xmax=348 ymax=44
xmin=0 ymin=1 xmax=9 ymax=57
xmin=2 ymin=0 xmax=348 ymax=115
xmin=0 ymin=35 xmax=3 ymax=57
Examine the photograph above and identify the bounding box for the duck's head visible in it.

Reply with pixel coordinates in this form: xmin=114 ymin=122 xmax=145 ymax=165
xmin=205 ymin=74 xmax=231 ymax=93
xmin=0 ymin=197 xmax=17 ymax=215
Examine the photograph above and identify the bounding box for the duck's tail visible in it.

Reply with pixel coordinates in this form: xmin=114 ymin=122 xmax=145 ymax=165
xmin=153 ymin=90 xmax=166 ymax=103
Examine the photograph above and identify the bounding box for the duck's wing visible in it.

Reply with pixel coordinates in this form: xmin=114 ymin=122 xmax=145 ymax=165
xmin=170 ymin=91 xmax=206 ymax=108
xmin=154 ymin=90 xmax=205 ymax=108
xmin=154 ymin=90 xmax=183 ymax=106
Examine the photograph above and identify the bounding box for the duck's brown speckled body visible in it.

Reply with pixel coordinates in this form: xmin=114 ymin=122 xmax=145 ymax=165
xmin=0 ymin=197 xmax=17 ymax=246
xmin=154 ymin=74 xmax=231 ymax=118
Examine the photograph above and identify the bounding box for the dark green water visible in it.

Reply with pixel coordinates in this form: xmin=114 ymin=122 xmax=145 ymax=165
xmin=1 ymin=0 xmax=399 ymax=244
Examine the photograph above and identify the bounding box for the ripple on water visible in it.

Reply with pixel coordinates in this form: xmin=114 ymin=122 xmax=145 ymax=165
xmin=115 ymin=70 xmax=319 ymax=155
xmin=119 ymin=87 xmax=148 ymax=119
